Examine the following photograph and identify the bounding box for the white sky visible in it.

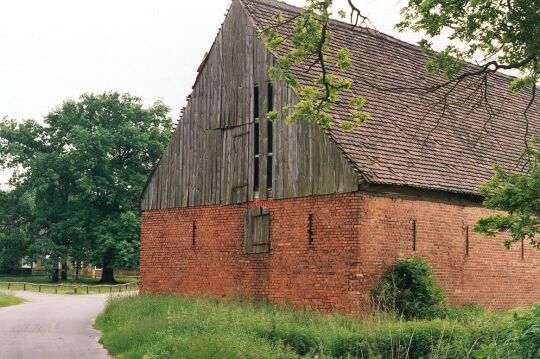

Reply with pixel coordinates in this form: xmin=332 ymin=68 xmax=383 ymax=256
xmin=0 ymin=0 xmax=420 ymax=185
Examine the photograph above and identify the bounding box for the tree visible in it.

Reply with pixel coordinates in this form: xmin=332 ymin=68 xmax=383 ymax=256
xmin=397 ymin=0 xmax=539 ymax=143
xmin=474 ymin=144 xmax=540 ymax=250
xmin=0 ymin=92 xmax=172 ymax=282
xmin=0 ymin=188 xmax=34 ymax=274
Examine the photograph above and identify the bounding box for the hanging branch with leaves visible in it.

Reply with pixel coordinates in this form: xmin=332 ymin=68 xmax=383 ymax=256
xmin=261 ymin=0 xmax=370 ymax=131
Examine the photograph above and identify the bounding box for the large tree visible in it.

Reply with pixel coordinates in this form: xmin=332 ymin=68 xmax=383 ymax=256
xmin=0 ymin=188 xmax=34 ymax=274
xmin=0 ymin=92 xmax=172 ymax=282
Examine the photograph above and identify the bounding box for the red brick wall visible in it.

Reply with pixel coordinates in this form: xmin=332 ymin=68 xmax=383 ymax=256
xmin=358 ymin=192 xmax=540 ymax=310
xmin=140 ymin=190 xmax=540 ymax=313
xmin=140 ymin=193 xmax=363 ymax=313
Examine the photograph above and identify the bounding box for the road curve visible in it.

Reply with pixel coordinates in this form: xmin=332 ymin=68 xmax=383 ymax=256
xmin=0 ymin=291 xmax=113 ymax=359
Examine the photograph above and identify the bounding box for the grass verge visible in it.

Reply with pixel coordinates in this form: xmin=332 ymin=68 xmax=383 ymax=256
xmin=95 ymin=295 xmax=524 ymax=359
xmin=0 ymin=275 xmax=138 ymax=295
xmin=0 ymin=275 xmax=139 ymax=284
xmin=0 ymin=292 xmax=24 ymax=308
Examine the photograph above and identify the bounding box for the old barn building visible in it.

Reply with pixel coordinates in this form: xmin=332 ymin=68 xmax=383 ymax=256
xmin=140 ymin=0 xmax=540 ymax=313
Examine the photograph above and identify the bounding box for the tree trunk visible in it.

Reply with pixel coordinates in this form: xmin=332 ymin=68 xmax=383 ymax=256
xmin=61 ymin=260 xmax=68 ymax=281
xmin=51 ymin=268 xmax=59 ymax=283
xmin=100 ymin=249 xmax=116 ymax=283
xmin=75 ymin=261 xmax=80 ymax=282
xmin=51 ymin=261 xmax=60 ymax=282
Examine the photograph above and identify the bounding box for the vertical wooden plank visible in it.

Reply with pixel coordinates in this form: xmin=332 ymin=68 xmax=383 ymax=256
xmin=262 ymin=207 xmax=270 ymax=252
xmin=278 ymin=78 xmax=287 ymax=198
xmin=273 ymin=78 xmax=281 ymax=198
xmin=246 ymin=20 xmax=255 ymax=202
xmin=221 ymin=128 xmax=229 ymax=204
xmin=259 ymin=49 xmax=268 ymax=200
xmin=181 ymin=106 xmax=189 ymax=207
xmin=175 ymin=121 xmax=183 ymax=207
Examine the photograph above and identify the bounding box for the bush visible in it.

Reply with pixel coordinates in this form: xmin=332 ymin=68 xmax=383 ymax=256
xmin=371 ymin=257 xmax=446 ymax=319
xmin=475 ymin=306 xmax=540 ymax=359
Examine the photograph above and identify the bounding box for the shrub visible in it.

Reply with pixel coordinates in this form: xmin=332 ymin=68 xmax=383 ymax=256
xmin=475 ymin=306 xmax=540 ymax=359
xmin=371 ymin=257 xmax=446 ymax=319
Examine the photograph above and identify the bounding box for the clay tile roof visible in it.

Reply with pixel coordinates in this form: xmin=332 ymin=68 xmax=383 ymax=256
xmin=242 ymin=0 xmax=540 ymax=195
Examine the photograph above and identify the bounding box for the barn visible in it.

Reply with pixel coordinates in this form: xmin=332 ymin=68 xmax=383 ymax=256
xmin=140 ymin=0 xmax=540 ymax=313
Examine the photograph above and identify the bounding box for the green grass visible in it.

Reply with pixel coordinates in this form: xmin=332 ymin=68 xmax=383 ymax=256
xmin=0 ymin=292 xmax=24 ymax=307
xmin=0 ymin=275 xmax=139 ymax=284
xmin=0 ymin=275 xmax=139 ymax=295
xmin=95 ymin=295 xmax=520 ymax=359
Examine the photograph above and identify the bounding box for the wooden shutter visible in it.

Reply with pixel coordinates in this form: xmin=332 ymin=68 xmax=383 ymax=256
xmin=244 ymin=206 xmax=270 ymax=254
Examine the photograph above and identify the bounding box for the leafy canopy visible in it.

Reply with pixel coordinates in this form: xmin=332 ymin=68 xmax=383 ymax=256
xmin=0 ymin=188 xmax=34 ymax=273
xmin=261 ymin=0 xmax=370 ymax=130
xmin=475 ymin=143 xmax=540 ymax=250
xmin=0 ymin=92 xmax=172 ymax=278
xmin=398 ymin=0 xmax=540 ymax=89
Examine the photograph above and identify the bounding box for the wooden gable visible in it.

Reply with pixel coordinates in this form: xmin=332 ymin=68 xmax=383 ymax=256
xmin=141 ymin=0 xmax=360 ymax=210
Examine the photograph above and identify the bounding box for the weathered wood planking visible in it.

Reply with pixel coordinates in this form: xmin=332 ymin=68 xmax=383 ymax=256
xmin=244 ymin=206 xmax=271 ymax=254
xmin=140 ymin=0 xmax=359 ymax=210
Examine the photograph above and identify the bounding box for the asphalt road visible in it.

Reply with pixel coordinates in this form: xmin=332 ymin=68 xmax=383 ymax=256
xmin=0 ymin=291 xmax=112 ymax=359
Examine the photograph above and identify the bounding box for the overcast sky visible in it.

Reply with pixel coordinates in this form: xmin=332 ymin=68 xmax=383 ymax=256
xmin=0 ymin=0 xmax=419 ymax=185
xmin=0 ymin=0 xmax=417 ymax=122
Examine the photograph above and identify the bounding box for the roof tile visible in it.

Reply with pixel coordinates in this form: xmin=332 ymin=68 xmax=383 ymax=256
xmin=243 ymin=0 xmax=540 ymax=195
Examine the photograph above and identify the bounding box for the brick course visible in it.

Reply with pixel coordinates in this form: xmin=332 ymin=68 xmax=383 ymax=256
xmin=140 ymin=190 xmax=540 ymax=313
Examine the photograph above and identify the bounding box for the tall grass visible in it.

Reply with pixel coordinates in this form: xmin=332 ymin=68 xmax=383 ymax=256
xmin=95 ymin=295 xmax=512 ymax=359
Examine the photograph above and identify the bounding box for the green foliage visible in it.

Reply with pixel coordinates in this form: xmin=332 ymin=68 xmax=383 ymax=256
xmin=335 ymin=48 xmax=352 ymax=71
xmin=263 ymin=0 xmax=538 ymax=133
xmin=0 ymin=189 xmax=33 ymax=273
xmin=475 ymin=143 xmax=540 ymax=249
xmin=0 ymin=92 xmax=172 ymax=280
xmin=372 ymin=257 xmax=446 ymax=320
xmin=511 ymin=76 xmax=538 ymax=93
xmin=439 ymin=303 xmax=486 ymax=323
xmin=397 ymin=0 xmax=539 ymax=86
xmin=476 ymin=306 xmax=540 ymax=359
xmin=261 ymin=0 xmax=369 ymax=130
xmin=267 ymin=110 xmax=279 ymax=122
xmin=96 ymin=294 xmax=518 ymax=359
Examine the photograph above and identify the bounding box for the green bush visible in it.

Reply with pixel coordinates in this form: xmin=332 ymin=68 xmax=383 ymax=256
xmin=475 ymin=306 xmax=540 ymax=359
xmin=371 ymin=257 xmax=446 ymax=320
